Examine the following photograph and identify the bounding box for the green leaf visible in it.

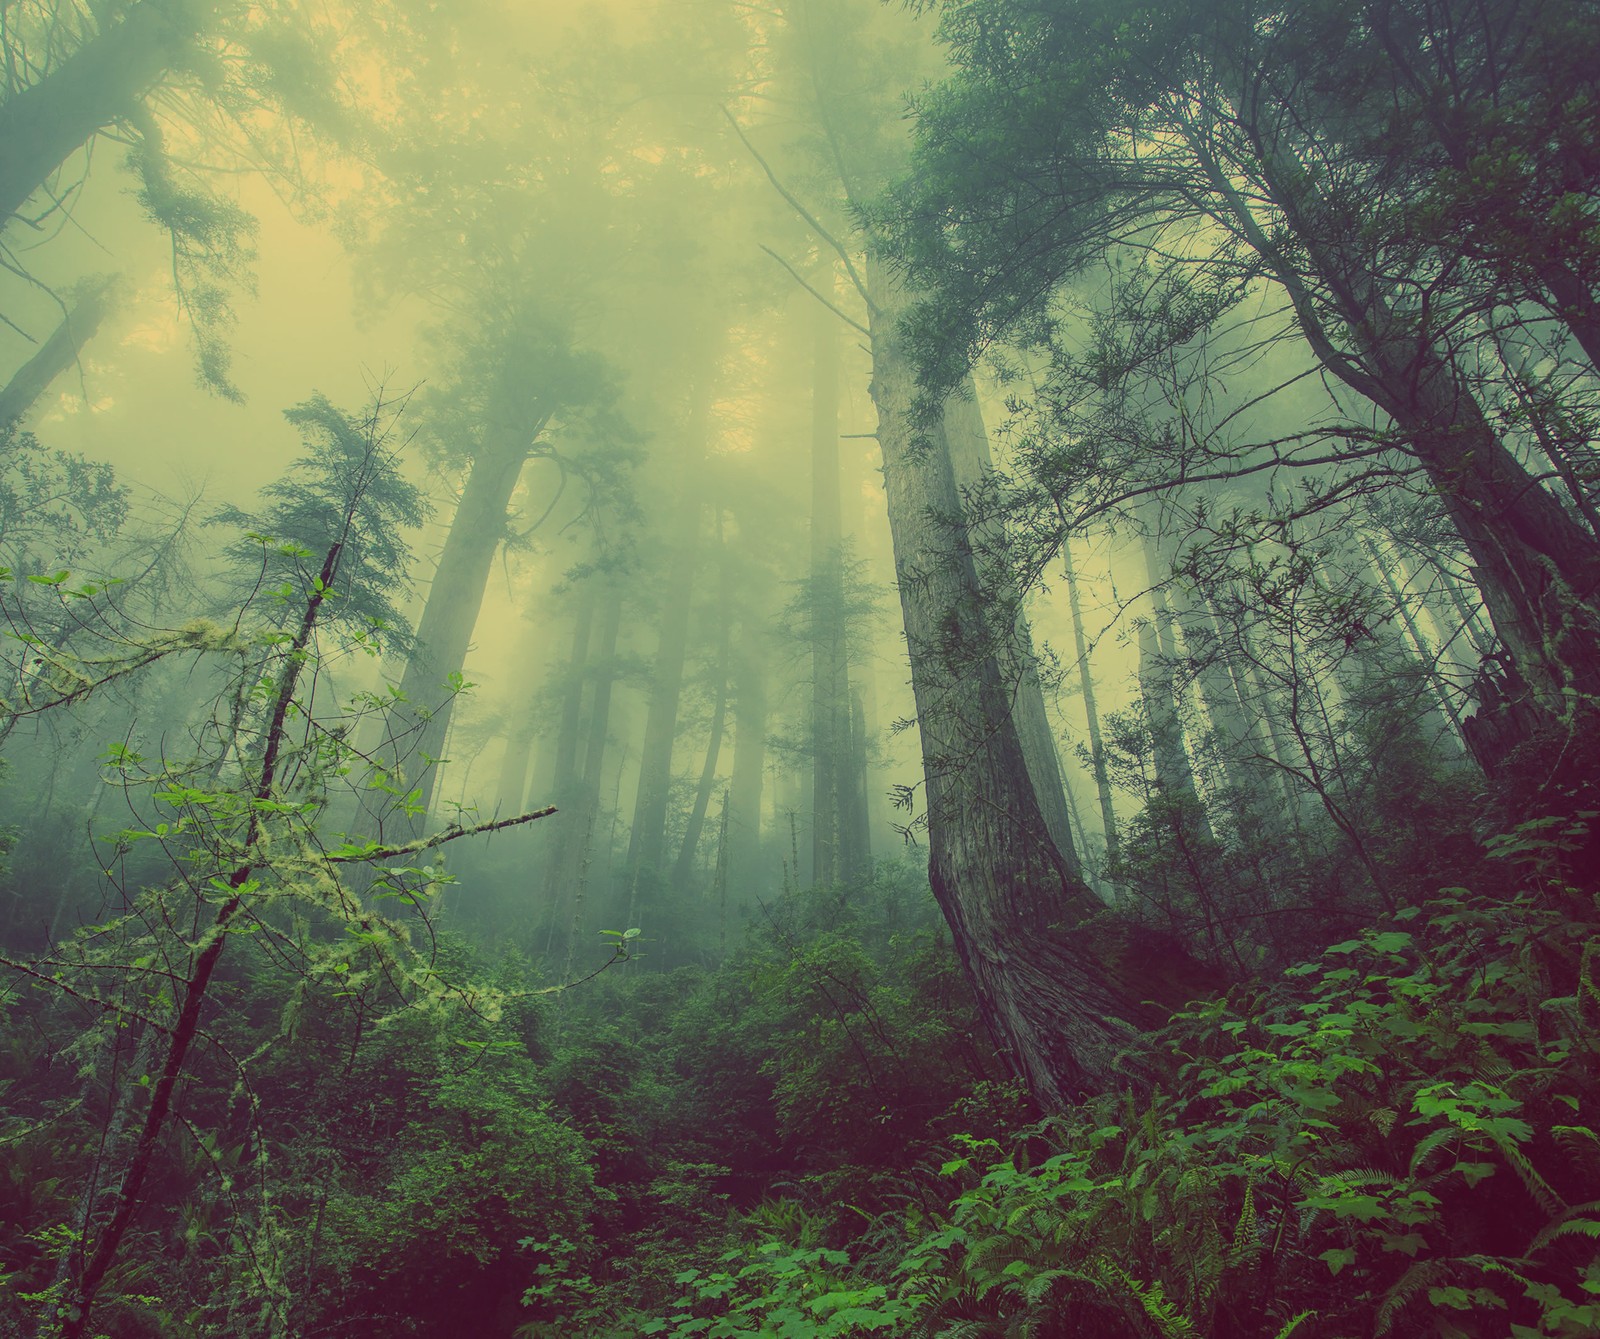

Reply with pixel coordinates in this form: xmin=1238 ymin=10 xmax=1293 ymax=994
xmin=1319 ymin=1248 xmax=1356 ymax=1276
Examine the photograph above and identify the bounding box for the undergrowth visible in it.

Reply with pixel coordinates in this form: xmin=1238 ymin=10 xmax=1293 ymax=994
xmin=615 ymin=818 xmax=1600 ymax=1338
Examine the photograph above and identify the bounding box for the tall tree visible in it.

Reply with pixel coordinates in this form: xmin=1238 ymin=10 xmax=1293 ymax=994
xmin=880 ymin=0 xmax=1600 ymax=809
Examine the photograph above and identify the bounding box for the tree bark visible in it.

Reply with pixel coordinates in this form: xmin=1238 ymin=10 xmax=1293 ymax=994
xmin=942 ymin=386 xmax=1081 ymax=874
xmin=868 ymin=266 xmax=1203 ymax=1106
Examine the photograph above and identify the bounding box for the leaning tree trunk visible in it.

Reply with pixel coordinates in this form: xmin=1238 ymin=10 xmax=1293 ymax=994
xmin=868 ymin=265 xmax=1207 ymax=1107
xmin=1201 ymin=114 xmax=1600 ymax=733
xmin=0 ymin=1 xmax=199 ymax=226
xmin=943 ymin=386 xmax=1081 ymax=874
xmin=0 ymin=276 xmax=119 ymax=424
xmin=376 ymin=426 xmax=529 ymax=838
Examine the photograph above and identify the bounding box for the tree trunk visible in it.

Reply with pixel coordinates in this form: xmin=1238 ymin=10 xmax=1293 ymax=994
xmin=1362 ymin=537 xmax=1469 ymax=753
xmin=727 ymin=629 xmax=766 ymax=899
xmin=1201 ymin=113 xmax=1600 ymax=730
xmin=810 ymin=297 xmax=851 ymax=887
xmin=868 ymin=266 xmax=1204 ymax=1107
xmin=842 ymin=687 xmax=872 ymax=878
xmin=0 ymin=2 xmax=198 ymax=226
xmin=625 ymin=380 xmax=711 ymax=896
xmin=942 ymin=386 xmax=1081 ymax=873
xmin=0 ymin=276 xmax=118 ymax=424
xmin=1166 ymin=569 xmax=1274 ymax=813
xmin=378 ymin=427 xmax=528 ymax=837
xmin=674 ymin=521 xmax=732 ymax=889
xmin=1140 ymin=535 xmax=1211 ymax=825
xmin=544 ymin=589 xmax=621 ymax=913
xmin=1063 ymin=541 xmax=1120 ymax=878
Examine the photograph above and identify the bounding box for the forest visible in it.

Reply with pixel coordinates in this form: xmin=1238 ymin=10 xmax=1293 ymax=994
xmin=1 ymin=0 xmax=1598 ymax=1334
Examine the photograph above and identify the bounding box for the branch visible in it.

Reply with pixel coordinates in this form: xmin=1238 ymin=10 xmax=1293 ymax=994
xmin=759 ymin=245 xmax=869 ymax=335
xmin=513 ymin=941 xmax=635 ymax=997
xmin=721 ymin=106 xmax=876 ymax=315
xmin=327 ymin=806 xmax=558 ymax=863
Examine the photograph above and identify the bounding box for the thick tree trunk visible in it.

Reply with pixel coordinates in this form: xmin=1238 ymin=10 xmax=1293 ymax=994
xmin=868 ymin=267 xmax=1203 ymax=1106
xmin=0 ymin=277 xmax=118 ymax=424
xmin=943 ymin=387 xmax=1081 ymax=874
xmin=378 ymin=428 xmax=528 ymax=837
xmin=0 ymin=2 xmax=199 ymax=226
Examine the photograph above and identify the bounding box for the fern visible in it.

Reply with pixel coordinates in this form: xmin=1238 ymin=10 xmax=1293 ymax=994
xmin=1495 ymin=1137 xmax=1565 ymax=1216
xmin=1373 ymin=1258 xmax=1450 ymax=1336
xmin=1528 ymin=1203 xmax=1600 ymax=1254
xmin=1270 ymin=1311 xmax=1315 ymax=1339
xmin=1407 ymin=1125 xmax=1458 ymax=1177
xmin=1096 ymin=1260 xmax=1197 ymax=1339
xmin=1225 ymin=1179 xmax=1259 ymax=1271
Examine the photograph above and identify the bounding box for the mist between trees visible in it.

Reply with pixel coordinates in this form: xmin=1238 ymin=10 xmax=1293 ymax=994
xmin=1 ymin=0 xmax=1598 ymax=1336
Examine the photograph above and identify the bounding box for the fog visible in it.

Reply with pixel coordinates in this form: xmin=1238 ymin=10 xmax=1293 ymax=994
xmin=4 ymin=0 xmax=1595 ymax=1331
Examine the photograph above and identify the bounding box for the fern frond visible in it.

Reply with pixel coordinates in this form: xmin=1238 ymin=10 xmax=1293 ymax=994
xmin=1271 ymin=1311 xmax=1316 ymax=1339
xmin=1529 ymin=1204 xmax=1600 ymax=1254
xmin=1374 ymin=1258 xmax=1450 ymax=1336
xmin=1552 ymin=1126 xmax=1600 ymax=1183
xmin=1019 ymin=1267 xmax=1097 ymax=1306
xmin=1315 ymin=1167 xmax=1399 ymax=1191
xmin=1408 ymin=1125 xmax=1457 ymax=1177
xmin=1226 ymin=1180 xmax=1261 ymax=1271
xmin=1096 ymin=1260 xmax=1197 ymax=1339
xmin=1496 ymin=1139 xmax=1565 ymax=1216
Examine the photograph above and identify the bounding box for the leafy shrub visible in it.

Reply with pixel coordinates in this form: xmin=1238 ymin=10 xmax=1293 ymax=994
xmin=636 ymin=820 xmax=1600 ymax=1338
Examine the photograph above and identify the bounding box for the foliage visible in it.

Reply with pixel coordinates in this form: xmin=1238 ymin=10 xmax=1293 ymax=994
xmin=632 ymin=819 xmax=1600 ymax=1338
xmin=211 ymin=388 xmax=429 ymax=652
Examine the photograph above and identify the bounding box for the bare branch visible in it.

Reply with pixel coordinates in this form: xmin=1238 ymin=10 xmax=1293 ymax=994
xmin=721 ymin=106 xmax=875 ymax=314
xmin=759 ymin=244 xmax=869 ymax=335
